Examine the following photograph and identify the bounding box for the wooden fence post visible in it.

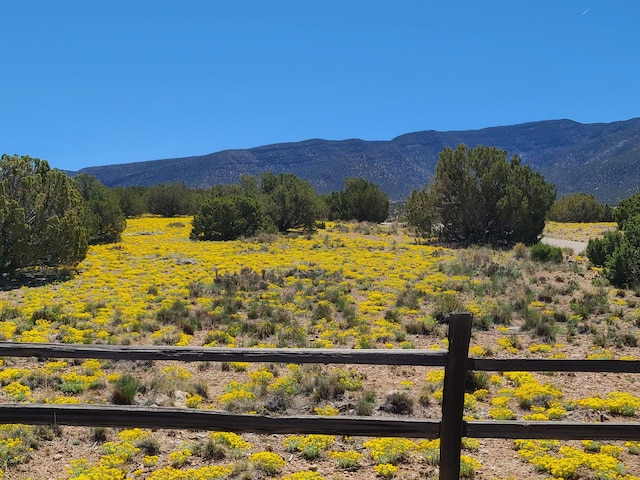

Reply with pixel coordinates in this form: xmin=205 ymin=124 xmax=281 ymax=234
xmin=439 ymin=312 xmax=473 ymax=480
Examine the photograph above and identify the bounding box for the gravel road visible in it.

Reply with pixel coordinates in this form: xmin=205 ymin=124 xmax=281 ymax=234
xmin=541 ymin=237 xmax=588 ymax=254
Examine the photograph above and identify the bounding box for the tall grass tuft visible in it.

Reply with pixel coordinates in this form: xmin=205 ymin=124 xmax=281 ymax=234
xmin=111 ymin=373 xmax=140 ymax=405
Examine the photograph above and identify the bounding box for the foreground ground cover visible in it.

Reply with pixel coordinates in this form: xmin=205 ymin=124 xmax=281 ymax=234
xmin=0 ymin=218 xmax=638 ymax=479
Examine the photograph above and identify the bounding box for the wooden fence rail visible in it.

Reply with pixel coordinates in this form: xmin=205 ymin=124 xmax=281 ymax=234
xmin=1 ymin=313 xmax=639 ymax=479
xmin=0 ymin=342 xmax=448 ymax=366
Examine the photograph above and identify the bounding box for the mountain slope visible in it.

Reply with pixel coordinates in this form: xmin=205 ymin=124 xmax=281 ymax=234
xmin=79 ymin=117 xmax=640 ymax=203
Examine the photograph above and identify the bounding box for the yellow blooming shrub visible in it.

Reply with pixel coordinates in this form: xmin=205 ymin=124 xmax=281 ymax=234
xmin=314 ymin=405 xmax=339 ymax=416
xmin=0 ymin=368 xmax=29 ymax=385
xmin=146 ymin=465 xmax=232 ymax=480
xmin=185 ymin=393 xmax=203 ymax=408
xmin=577 ymin=391 xmax=640 ymax=416
xmin=249 ymin=451 xmax=285 ymax=474
xmin=284 ymin=434 xmax=335 ymax=459
xmin=66 ymin=459 xmax=126 ymax=480
xmin=282 ymin=472 xmax=325 ymax=480
xmin=374 ymin=463 xmax=399 ymax=478
xmin=363 ymin=437 xmax=416 ymax=465
xmin=329 ymin=449 xmax=362 ymax=469
xmin=168 ymin=446 xmax=192 ymax=468
xmin=209 ymin=431 xmax=251 ymax=450
xmin=3 ymin=382 xmax=31 ymax=401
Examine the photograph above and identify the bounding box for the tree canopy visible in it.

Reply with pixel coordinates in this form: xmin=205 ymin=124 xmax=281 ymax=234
xmin=190 ymin=173 xmax=322 ymax=241
xmin=0 ymin=154 xmax=88 ymax=278
xmin=259 ymin=173 xmax=321 ymax=232
xmin=147 ymin=182 xmax=203 ymax=217
xmin=325 ymin=178 xmax=389 ymax=222
xmin=548 ymin=192 xmax=612 ymax=223
xmin=614 ymin=192 xmax=640 ymax=230
xmin=190 ymin=195 xmax=268 ymax=241
xmin=406 ymin=145 xmax=556 ymax=245
xmin=586 ymin=191 xmax=640 ymax=288
xmin=586 ymin=215 xmax=640 ymax=288
xmin=74 ymin=173 xmax=126 ymax=244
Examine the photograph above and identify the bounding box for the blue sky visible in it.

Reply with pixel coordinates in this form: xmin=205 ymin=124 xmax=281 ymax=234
xmin=2 ymin=1 xmax=638 ymax=171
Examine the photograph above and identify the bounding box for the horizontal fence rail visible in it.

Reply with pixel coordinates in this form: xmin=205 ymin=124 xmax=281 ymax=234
xmin=471 ymin=358 xmax=640 ymax=373
xmin=0 ymin=343 xmax=448 ymax=366
xmin=2 ymin=343 xmax=638 ymax=373
xmin=1 ymin=313 xmax=640 ymax=480
xmin=466 ymin=420 xmax=640 ymax=441
xmin=0 ymin=404 xmax=441 ymax=438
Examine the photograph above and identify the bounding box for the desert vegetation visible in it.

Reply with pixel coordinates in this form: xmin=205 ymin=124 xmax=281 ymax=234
xmin=1 ymin=146 xmax=639 ymax=479
xmin=0 ymin=217 xmax=639 ymax=479
xmin=405 ymin=145 xmax=556 ymax=245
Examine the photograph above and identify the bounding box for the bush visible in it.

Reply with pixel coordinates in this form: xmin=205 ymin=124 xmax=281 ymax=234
xmin=586 ymin=231 xmax=623 ymax=267
xmin=433 ymin=293 xmax=465 ymax=322
xmin=111 ymin=373 xmax=140 ymax=405
xmin=191 ymin=195 xmax=270 ymax=241
xmin=549 ymin=192 xmax=611 ymax=222
xmin=529 ymin=243 xmax=563 ymax=263
xmin=0 ymin=154 xmax=88 ymax=278
xmin=512 ymin=242 xmax=528 ymax=259
xmin=615 ymin=193 xmax=640 ymax=229
xmin=406 ymin=145 xmax=555 ymax=245
xmin=605 ymin=240 xmax=640 ymax=288
xmin=74 ymin=173 xmax=126 ymax=244
xmin=380 ymin=391 xmax=414 ymax=415
xmin=355 ymin=391 xmax=376 ymax=416
xmin=325 ymin=178 xmax=389 ymax=222
xmin=588 ymin=215 xmax=640 ymax=288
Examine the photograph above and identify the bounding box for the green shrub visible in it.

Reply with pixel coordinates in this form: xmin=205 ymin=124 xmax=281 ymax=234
xmin=586 ymin=231 xmax=623 ymax=267
xmin=615 ymin=193 xmax=640 ymax=229
xmin=569 ymin=289 xmax=609 ymax=320
xmin=355 ymin=391 xmax=376 ymax=416
xmin=604 ymin=240 xmax=640 ymax=288
xmin=111 ymin=373 xmax=140 ymax=405
xmin=530 ymin=243 xmax=563 ymax=263
xmin=433 ymin=293 xmax=465 ymax=322
xmin=586 ymin=215 xmax=640 ymax=288
xmin=191 ymin=195 xmax=271 ymax=241
xmin=549 ymin=192 xmax=610 ymax=222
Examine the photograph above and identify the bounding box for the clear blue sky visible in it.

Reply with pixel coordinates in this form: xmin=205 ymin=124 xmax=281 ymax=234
xmin=2 ymin=1 xmax=638 ymax=171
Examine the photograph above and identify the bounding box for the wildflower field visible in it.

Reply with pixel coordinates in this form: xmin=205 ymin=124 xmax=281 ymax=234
xmin=0 ymin=217 xmax=639 ymax=479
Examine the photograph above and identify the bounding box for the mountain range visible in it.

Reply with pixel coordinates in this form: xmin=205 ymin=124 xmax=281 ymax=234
xmin=78 ymin=117 xmax=640 ymax=204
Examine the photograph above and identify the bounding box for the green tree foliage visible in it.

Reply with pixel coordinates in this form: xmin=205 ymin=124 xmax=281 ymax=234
xmin=586 ymin=213 xmax=640 ymax=288
xmin=0 ymin=154 xmax=88 ymax=278
xmin=190 ymin=195 xmax=268 ymax=241
xmin=614 ymin=192 xmax=640 ymax=230
xmin=405 ymin=186 xmax=437 ymax=238
xmin=259 ymin=173 xmax=320 ymax=231
xmin=326 ymin=178 xmax=389 ymax=222
xmin=113 ymin=186 xmax=149 ymax=217
xmin=406 ymin=145 xmax=556 ymax=245
xmin=74 ymin=174 xmax=126 ymax=244
xmin=548 ymin=192 xmax=612 ymax=222
xmin=585 ymin=230 xmax=623 ymax=267
xmin=529 ymin=243 xmax=563 ymax=263
xmin=147 ymin=182 xmax=203 ymax=217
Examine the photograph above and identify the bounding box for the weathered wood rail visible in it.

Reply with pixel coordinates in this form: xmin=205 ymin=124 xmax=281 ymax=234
xmin=1 ymin=313 xmax=639 ymax=480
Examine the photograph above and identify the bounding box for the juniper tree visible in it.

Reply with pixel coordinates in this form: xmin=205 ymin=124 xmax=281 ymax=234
xmin=0 ymin=154 xmax=88 ymax=278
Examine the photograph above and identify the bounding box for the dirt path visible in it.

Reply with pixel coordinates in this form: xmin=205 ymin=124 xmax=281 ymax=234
xmin=542 ymin=237 xmax=588 ymax=254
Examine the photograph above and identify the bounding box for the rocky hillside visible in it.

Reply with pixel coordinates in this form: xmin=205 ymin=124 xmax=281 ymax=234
xmin=79 ymin=117 xmax=640 ymax=203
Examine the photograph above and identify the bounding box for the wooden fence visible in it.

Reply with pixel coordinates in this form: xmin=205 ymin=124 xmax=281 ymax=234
xmin=1 ymin=313 xmax=640 ymax=479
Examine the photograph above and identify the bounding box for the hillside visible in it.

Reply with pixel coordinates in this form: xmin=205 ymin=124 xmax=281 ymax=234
xmin=79 ymin=118 xmax=640 ymax=203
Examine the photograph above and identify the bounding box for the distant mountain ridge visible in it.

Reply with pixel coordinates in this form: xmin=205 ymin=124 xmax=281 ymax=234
xmin=79 ymin=118 xmax=640 ymax=204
